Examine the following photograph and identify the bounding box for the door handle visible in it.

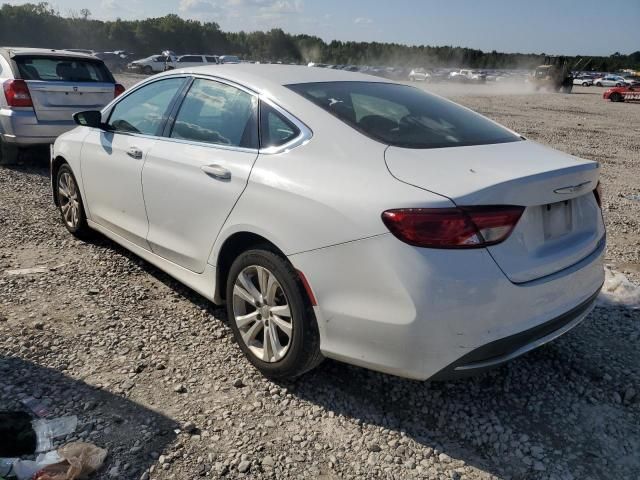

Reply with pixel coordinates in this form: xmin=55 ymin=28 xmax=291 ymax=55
xmin=127 ymin=147 xmax=143 ymax=160
xmin=201 ymin=164 xmax=231 ymax=180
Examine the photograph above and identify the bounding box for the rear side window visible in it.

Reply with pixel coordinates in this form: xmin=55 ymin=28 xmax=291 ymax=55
xmin=287 ymin=81 xmax=520 ymax=149
xmin=15 ymin=56 xmax=113 ymax=83
xmin=170 ymin=78 xmax=258 ymax=149
xmin=260 ymin=103 xmax=300 ymax=148
xmin=108 ymin=77 xmax=185 ymax=135
xmin=205 ymin=56 xmax=219 ymax=63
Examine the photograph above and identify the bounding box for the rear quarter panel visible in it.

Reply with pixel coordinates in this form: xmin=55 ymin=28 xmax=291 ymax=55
xmin=209 ymin=105 xmax=454 ymax=262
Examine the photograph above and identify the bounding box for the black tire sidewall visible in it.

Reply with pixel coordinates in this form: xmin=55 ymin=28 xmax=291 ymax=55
xmin=56 ymin=164 xmax=90 ymax=237
xmin=226 ymin=249 xmax=319 ymax=379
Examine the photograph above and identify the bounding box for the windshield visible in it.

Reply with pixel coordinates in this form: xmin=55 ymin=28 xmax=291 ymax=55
xmin=287 ymin=81 xmax=521 ymax=149
xmin=15 ymin=56 xmax=113 ymax=83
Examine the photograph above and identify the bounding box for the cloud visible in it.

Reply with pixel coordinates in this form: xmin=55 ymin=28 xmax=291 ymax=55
xmin=354 ymin=17 xmax=373 ymax=25
xmin=179 ymin=0 xmax=220 ymax=13
xmin=180 ymin=0 xmax=302 ymax=18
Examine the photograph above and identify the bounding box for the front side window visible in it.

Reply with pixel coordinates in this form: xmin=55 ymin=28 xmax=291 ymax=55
xmin=170 ymin=78 xmax=257 ymax=148
xmin=260 ymin=102 xmax=300 ymax=148
xmin=108 ymin=77 xmax=185 ymax=135
xmin=15 ymin=56 xmax=113 ymax=82
xmin=288 ymin=81 xmax=520 ymax=149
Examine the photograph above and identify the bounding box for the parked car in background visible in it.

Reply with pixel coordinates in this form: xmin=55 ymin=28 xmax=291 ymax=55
xmin=95 ymin=51 xmax=134 ymax=73
xmin=165 ymin=55 xmax=220 ymax=70
xmin=219 ymin=55 xmax=241 ymax=64
xmin=594 ymin=75 xmax=627 ymax=87
xmin=128 ymin=54 xmax=176 ymax=74
xmin=51 ymin=65 xmax=604 ymax=381
xmin=0 ymin=47 xmax=124 ymax=164
xmin=408 ymin=68 xmax=431 ymax=82
xmin=574 ymin=76 xmax=593 ymax=86
xmin=450 ymin=69 xmax=487 ymax=83
xmin=603 ymin=85 xmax=640 ymax=102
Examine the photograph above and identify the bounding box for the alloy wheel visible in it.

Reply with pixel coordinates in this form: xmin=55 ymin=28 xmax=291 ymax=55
xmin=58 ymin=172 xmax=80 ymax=229
xmin=232 ymin=265 xmax=293 ymax=363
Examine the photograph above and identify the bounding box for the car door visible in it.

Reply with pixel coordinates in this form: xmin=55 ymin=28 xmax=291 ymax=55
xmin=80 ymin=76 xmax=187 ymax=248
xmin=141 ymin=77 xmax=259 ymax=273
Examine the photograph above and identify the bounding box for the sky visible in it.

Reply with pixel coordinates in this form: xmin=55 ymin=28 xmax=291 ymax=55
xmin=3 ymin=0 xmax=640 ymax=56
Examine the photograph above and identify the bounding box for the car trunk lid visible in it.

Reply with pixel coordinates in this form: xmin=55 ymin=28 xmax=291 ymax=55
xmin=385 ymin=140 xmax=605 ymax=283
xmin=12 ymin=54 xmax=115 ymax=122
xmin=25 ymin=81 xmax=114 ymax=122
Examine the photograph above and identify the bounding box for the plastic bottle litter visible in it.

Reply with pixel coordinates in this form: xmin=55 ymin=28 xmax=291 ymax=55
xmin=0 ymin=458 xmax=18 ymax=476
xmin=10 ymin=451 xmax=62 ymax=480
xmin=32 ymin=417 xmax=78 ymax=453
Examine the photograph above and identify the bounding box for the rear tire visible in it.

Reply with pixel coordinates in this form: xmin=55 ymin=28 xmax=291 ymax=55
xmin=226 ymin=248 xmax=323 ymax=380
xmin=56 ymin=164 xmax=92 ymax=239
xmin=0 ymin=138 xmax=19 ymax=166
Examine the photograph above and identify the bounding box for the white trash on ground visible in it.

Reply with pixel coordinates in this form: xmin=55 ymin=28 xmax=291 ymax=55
xmin=598 ymin=265 xmax=640 ymax=309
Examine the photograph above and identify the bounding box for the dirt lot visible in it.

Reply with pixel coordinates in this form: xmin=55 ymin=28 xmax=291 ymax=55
xmin=0 ymin=77 xmax=639 ymax=480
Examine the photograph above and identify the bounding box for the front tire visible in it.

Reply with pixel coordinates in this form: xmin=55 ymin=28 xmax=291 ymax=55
xmin=56 ymin=164 xmax=91 ymax=238
xmin=143 ymin=66 xmax=153 ymax=75
xmin=226 ymin=249 xmax=323 ymax=380
xmin=610 ymin=92 xmax=623 ymax=102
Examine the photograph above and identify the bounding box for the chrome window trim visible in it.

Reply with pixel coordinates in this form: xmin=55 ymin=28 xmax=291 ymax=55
xmin=154 ymin=134 xmax=259 ymax=154
xmin=258 ymin=95 xmax=312 ymax=155
xmin=98 ymin=72 xmax=313 ymax=155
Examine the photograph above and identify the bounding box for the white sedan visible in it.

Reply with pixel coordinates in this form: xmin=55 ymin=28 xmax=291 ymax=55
xmin=51 ymin=65 xmax=605 ymax=380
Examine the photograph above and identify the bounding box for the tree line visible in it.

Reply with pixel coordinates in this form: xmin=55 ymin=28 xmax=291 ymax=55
xmin=1 ymin=2 xmax=638 ymax=72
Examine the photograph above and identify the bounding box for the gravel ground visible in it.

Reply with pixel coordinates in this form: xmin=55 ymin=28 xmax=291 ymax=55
xmin=0 ymin=76 xmax=639 ymax=480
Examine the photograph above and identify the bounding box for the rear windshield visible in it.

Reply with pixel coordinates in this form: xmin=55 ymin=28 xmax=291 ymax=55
xmin=15 ymin=56 xmax=113 ymax=83
xmin=287 ymin=81 xmax=521 ymax=149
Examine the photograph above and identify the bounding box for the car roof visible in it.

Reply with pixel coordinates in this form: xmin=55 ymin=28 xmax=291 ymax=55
xmin=157 ymin=64 xmax=389 ymax=94
xmin=0 ymin=47 xmax=96 ymax=59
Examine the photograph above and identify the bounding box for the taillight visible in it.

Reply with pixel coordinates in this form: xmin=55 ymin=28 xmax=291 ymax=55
xmin=3 ymin=79 xmax=33 ymax=107
xmin=381 ymin=206 xmax=524 ymax=249
xmin=594 ymin=182 xmax=602 ymax=208
xmin=114 ymin=83 xmax=125 ymax=98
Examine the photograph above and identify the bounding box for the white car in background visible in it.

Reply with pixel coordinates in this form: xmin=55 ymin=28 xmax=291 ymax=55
xmin=408 ymin=68 xmax=431 ymax=82
xmin=128 ymin=54 xmax=176 ymax=74
xmin=594 ymin=75 xmax=627 ymax=87
xmin=0 ymin=47 xmax=124 ymax=164
xmin=574 ymin=77 xmax=593 ymax=86
xmin=219 ymin=55 xmax=241 ymax=64
xmin=166 ymin=55 xmax=220 ymax=70
xmin=50 ymin=65 xmax=605 ymax=381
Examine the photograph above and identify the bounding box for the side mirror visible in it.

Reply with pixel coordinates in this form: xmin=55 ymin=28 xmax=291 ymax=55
xmin=73 ymin=110 xmax=104 ymax=129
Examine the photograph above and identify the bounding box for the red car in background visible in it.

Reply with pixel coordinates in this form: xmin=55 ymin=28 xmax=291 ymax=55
xmin=603 ymin=85 xmax=640 ymax=102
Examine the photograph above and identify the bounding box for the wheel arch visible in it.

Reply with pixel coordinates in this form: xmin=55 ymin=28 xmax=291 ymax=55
xmin=212 ymin=230 xmax=288 ymax=304
xmin=51 ymin=155 xmax=69 ymax=206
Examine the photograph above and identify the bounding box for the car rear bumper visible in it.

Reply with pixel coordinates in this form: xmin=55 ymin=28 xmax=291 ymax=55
xmin=429 ymin=287 xmax=599 ymax=379
xmin=0 ymin=107 xmax=75 ymax=146
xmin=290 ymin=233 xmax=605 ymax=380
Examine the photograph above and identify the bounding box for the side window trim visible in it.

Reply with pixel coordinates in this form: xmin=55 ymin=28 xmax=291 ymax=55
xmin=104 ymin=76 xmax=189 ymax=138
xmin=161 ymin=75 xmax=260 ymax=152
xmin=161 ymin=76 xmax=195 ymax=137
xmin=258 ymin=96 xmax=312 ymax=155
